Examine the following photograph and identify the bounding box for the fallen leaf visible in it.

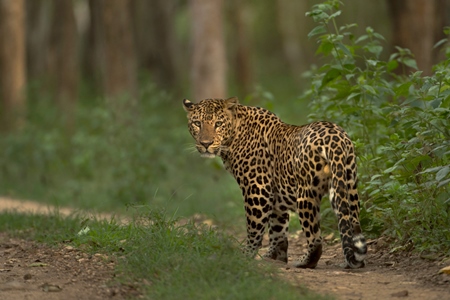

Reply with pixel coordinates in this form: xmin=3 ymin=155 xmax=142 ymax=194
xmin=40 ymin=283 xmax=62 ymax=292
xmin=391 ymin=290 xmax=408 ymax=297
xmin=438 ymin=265 xmax=450 ymax=275
xmin=324 ymin=232 xmax=334 ymax=241
xmin=77 ymin=226 xmax=90 ymax=236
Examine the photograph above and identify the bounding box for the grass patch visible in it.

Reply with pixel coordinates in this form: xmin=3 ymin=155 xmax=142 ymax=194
xmin=0 ymin=209 xmax=331 ymax=300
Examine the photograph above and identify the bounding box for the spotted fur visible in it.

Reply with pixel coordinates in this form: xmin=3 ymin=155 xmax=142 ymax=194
xmin=183 ymin=97 xmax=367 ymax=269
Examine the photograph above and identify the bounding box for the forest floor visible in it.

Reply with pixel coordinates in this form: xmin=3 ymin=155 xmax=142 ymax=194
xmin=0 ymin=198 xmax=449 ymax=300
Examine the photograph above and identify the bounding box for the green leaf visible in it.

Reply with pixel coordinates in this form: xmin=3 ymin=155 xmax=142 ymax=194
xmin=373 ymin=32 xmax=386 ymax=41
xmin=387 ymin=60 xmax=399 ymax=72
xmin=337 ymin=42 xmax=352 ymax=57
xmin=308 ymin=25 xmax=327 ymax=38
xmin=317 ymin=40 xmax=334 ymax=56
xmin=355 ymin=35 xmax=368 ymax=44
xmin=403 ymin=58 xmax=418 ymax=70
xmin=384 ymin=166 xmax=398 ymax=174
xmin=430 ymin=98 xmax=442 ymax=109
xmin=329 ymin=10 xmax=342 ymax=19
xmin=436 ymin=166 xmax=450 ymax=182
xmin=321 ymin=68 xmax=341 ymax=88
xmin=433 ymin=38 xmax=448 ymax=49
xmin=394 ymin=82 xmax=413 ymax=96
xmin=365 ymin=44 xmax=383 ymax=57
xmin=363 ymin=85 xmax=377 ymax=95
xmin=367 ymin=59 xmax=378 ymax=67
xmin=437 ymin=178 xmax=450 ymax=188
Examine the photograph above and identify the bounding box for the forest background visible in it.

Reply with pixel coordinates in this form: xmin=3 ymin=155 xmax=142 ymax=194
xmin=0 ymin=0 xmax=449 ymax=254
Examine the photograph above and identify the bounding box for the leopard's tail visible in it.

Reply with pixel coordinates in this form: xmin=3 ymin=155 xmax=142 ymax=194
xmin=329 ymin=143 xmax=367 ymax=269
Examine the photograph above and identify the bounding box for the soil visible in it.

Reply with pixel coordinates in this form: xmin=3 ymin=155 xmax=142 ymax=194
xmin=1 ymin=197 xmax=449 ymax=300
xmin=264 ymin=233 xmax=450 ymax=300
xmin=0 ymin=197 xmax=135 ymax=300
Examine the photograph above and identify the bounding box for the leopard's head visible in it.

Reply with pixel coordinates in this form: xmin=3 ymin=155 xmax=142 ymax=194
xmin=182 ymin=97 xmax=238 ymax=158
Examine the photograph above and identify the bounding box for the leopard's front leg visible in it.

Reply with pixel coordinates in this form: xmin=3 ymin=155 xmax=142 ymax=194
xmin=241 ymin=189 xmax=273 ymax=257
xmin=293 ymin=193 xmax=323 ymax=269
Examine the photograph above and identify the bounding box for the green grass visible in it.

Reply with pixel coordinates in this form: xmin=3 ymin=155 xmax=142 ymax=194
xmin=0 ymin=208 xmax=332 ymax=300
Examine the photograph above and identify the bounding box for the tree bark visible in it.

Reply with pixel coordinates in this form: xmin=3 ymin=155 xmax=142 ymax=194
xmin=0 ymin=0 xmax=26 ymax=132
xmin=132 ymin=0 xmax=179 ymax=90
xmin=276 ymin=0 xmax=309 ymax=84
xmin=229 ymin=0 xmax=253 ymax=96
xmin=25 ymin=0 xmax=52 ymax=82
xmin=80 ymin=0 xmax=102 ymax=95
xmin=388 ymin=0 xmax=446 ymax=75
xmin=49 ymin=0 xmax=78 ymax=130
xmin=97 ymin=0 xmax=138 ymax=103
xmin=190 ymin=0 xmax=226 ymax=100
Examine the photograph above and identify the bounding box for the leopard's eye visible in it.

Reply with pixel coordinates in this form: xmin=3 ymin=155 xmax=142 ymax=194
xmin=193 ymin=121 xmax=201 ymax=127
xmin=215 ymin=121 xmax=223 ymax=128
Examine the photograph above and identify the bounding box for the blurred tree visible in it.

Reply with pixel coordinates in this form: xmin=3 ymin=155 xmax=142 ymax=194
xmin=96 ymin=0 xmax=138 ymax=103
xmin=388 ymin=0 xmax=448 ymax=75
xmin=25 ymin=0 xmax=51 ymax=82
xmin=49 ymin=0 xmax=79 ymax=130
xmin=0 ymin=0 xmax=26 ymax=132
xmin=82 ymin=0 xmax=102 ymax=94
xmin=229 ymin=0 xmax=253 ymax=96
xmin=132 ymin=0 xmax=179 ymax=90
xmin=190 ymin=0 xmax=226 ymax=100
xmin=276 ymin=0 xmax=309 ymax=84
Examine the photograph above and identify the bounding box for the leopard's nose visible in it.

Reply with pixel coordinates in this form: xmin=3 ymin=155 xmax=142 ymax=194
xmin=200 ymin=141 xmax=213 ymax=149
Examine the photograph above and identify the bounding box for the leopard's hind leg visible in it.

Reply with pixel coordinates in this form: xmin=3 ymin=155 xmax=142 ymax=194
xmin=329 ymin=143 xmax=367 ymax=269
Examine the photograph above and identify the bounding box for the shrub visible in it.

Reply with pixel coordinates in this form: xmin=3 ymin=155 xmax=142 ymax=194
xmin=303 ymin=0 xmax=450 ymax=253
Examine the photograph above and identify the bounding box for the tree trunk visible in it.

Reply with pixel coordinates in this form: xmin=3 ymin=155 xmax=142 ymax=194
xmin=49 ymin=0 xmax=78 ymax=130
xmin=190 ymin=0 xmax=226 ymax=100
xmin=388 ymin=0 xmax=446 ymax=75
xmin=276 ymin=0 xmax=309 ymax=84
xmin=25 ymin=0 xmax=52 ymax=82
xmin=97 ymin=0 xmax=138 ymax=103
xmin=229 ymin=0 xmax=253 ymax=96
xmin=0 ymin=0 xmax=26 ymax=132
xmin=132 ymin=0 xmax=179 ymax=90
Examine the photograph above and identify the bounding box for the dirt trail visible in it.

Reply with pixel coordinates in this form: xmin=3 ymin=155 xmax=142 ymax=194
xmin=0 ymin=197 xmax=449 ymax=299
xmin=0 ymin=197 xmax=132 ymax=299
xmin=277 ymin=237 xmax=449 ymax=299
xmin=0 ymin=197 xmax=124 ymax=222
xmin=264 ymin=233 xmax=450 ymax=300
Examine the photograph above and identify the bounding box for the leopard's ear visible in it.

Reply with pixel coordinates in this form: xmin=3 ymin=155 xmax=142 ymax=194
xmin=225 ymin=97 xmax=239 ymax=109
xmin=182 ymin=99 xmax=195 ymax=112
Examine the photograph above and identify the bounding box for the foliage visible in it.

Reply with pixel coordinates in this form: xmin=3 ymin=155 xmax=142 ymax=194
xmin=303 ymin=0 xmax=450 ymax=253
xmin=0 ymin=209 xmax=331 ymax=300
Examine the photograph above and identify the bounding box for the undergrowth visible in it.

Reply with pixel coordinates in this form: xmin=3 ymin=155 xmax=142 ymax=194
xmin=303 ymin=0 xmax=450 ymax=253
xmin=0 ymin=83 xmax=242 ymax=225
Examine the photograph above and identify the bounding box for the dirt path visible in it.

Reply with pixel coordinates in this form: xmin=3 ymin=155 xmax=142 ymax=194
xmin=265 ymin=233 xmax=450 ymax=300
xmin=0 ymin=197 xmax=124 ymax=222
xmin=0 ymin=197 xmax=132 ymax=300
xmin=0 ymin=197 xmax=449 ymax=299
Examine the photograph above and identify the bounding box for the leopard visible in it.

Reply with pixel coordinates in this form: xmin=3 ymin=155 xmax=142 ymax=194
xmin=182 ymin=97 xmax=367 ymax=269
